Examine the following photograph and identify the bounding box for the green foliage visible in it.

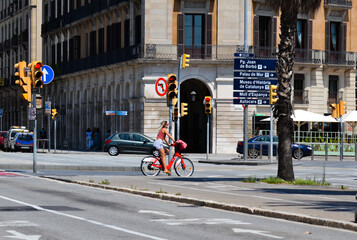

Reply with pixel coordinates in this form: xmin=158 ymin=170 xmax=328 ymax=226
xmin=243 ymin=176 xmax=258 ymax=183
xmin=99 ymin=179 xmax=110 ymax=185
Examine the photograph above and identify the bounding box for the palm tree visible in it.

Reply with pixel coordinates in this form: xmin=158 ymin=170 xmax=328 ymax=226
xmin=268 ymin=0 xmax=322 ymax=181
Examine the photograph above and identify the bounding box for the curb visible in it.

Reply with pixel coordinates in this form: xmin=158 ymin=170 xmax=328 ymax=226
xmin=43 ymin=176 xmax=357 ymax=232
xmin=198 ymin=160 xmax=276 ymax=165
xmin=0 ymin=165 xmax=141 ymax=172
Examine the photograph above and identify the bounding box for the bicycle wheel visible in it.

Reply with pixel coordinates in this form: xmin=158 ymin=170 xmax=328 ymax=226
xmin=140 ymin=156 xmax=161 ymax=176
xmin=174 ymin=157 xmax=194 ymax=177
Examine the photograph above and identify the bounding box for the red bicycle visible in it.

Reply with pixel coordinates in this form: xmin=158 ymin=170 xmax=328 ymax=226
xmin=140 ymin=141 xmax=194 ymax=177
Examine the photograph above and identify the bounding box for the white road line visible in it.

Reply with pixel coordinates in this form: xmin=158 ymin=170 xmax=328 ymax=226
xmin=151 ymin=218 xmax=251 ymax=226
xmin=233 ymin=228 xmax=283 ymax=239
xmin=139 ymin=210 xmax=175 ymax=217
xmin=0 ymin=195 xmax=166 ymax=240
xmin=4 ymin=230 xmax=41 ymax=240
xmin=0 ymin=221 xmax=38 ymax=227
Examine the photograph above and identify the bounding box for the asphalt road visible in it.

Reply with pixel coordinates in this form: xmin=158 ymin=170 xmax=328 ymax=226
xmin=1 ymin=174 xmax=357 ymax=239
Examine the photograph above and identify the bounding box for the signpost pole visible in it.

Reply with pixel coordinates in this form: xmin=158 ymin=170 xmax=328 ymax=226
xmin=177 ymin=56 xmax=182 ymax=140
xmin=168 ymin=100 xmax=173 ymax=173
xmin=340 ymin=116 xmax=343 ymax=161
xmin=32 ymin=92 xmax=37 ymax=173
xmin=269 ymin=105 xmax=273 ymax=163
xmin=243 ymin=0 xmax=248 ymax=161
xmin=206 ymin=114 xmax=209 ymax=160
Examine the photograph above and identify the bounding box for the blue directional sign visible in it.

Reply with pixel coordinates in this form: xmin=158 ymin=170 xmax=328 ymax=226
xmin=234 ymin=58 xmax=277 ymax=71
xmin=234 ymin=71 xmax=277 ymax=79
xmin=42 ymin=65 xmax=55 ymax=84
xmin=233 ymin=99 xmax=270 ymax=105
xmin=234 ymin=52 xmax=255 ymax=58
xmin=117 ymin=111 xmax=128 ymax=116
xmin=234 ymin=79 xmax=278 ymax=91
xmin=234 ymin=91 xmax=270 ymax=99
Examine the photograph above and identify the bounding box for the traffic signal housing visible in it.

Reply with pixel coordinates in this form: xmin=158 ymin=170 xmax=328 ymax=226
xmin=329 ymin=103 xmax=340 ymax=119
xmin=28 ymin=61 xmax=43 ymax=88
xmin=181 ymin=102 xmax=188 ymax=117
xmin=339 ymin=101 xmax=347 ymax=116
xmin=204 ymin=96 xmax=212 ymax=114
xmin=173 ymin=106 xmax=178 ymax=121
xmin=167 ymin=74 xmax=178 ymax=106
xmin=52 ymin=108 xmax=59 ymax=120
xmin=182 ymin=54 xmax=190 ymax=68
xmin=14 ymin=61 xmax=32 ymax=102
xmin=269 ymin=85 xmax=278 ymax=105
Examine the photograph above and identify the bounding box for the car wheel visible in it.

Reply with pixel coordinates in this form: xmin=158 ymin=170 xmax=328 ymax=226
xmin=248 ymin=148 xmax=259 ymax=159
xmin=108 ymin=146 xmax=119 ymax=156
xmin=293 ymin=148 xmax=304 ymax=159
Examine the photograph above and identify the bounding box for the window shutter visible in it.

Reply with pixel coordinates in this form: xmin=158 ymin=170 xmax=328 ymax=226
xmin=308 ymin=20 xmax=313 ymax=50
xmin=253 ymin=16 xmax=259 ymax=55
xmin=272 ymin=17 xmax=277 ymax=54
xmin=63 ymin=40 xmax=67 ymax=62
xmin=177 ymin=14 xmax=184 ymax=56
xmin=69 ymin=38 xmax=74 ymax=61
xmin=341 ymin=23 xmax=346 ymax=52
xmin=325 ymin=21 xmax=330 ymax=51
xmin=206 ymin=14 xmax=212 ymax=58
xmin=106 ymin=25 xmax=112 ymax=52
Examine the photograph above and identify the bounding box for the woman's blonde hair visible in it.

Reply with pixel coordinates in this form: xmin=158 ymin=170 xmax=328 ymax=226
xmin=158 ymin=121 xmax=167 ymax=132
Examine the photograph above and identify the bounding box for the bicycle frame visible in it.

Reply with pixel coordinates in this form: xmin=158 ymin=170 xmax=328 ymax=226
xmin=151 ymin=151 xmax=185 ymax=171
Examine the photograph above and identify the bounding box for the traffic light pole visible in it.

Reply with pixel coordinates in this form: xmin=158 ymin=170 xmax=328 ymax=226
xmin=168 ymin=100 xmax=173 ymax=172
xmin=32 ymin=92 xmax=37 ymax=173
xmin=206 ymin=114 xmax=210 ymax=160
xmin=177 ymin=56 xmax=182 ymax=140
xmin=340 ymin=116 xmax=343 ymax=160
xmin=243 ymin=0 xmax=248 ymax=161
xmin=269 ymin=105 xmax=273 ymax=163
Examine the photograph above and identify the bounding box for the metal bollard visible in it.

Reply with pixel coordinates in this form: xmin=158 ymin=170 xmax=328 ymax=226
xmin=311 ymin=143 xmax=314 ymax=161
xmin=355 ymin=143 xmax=357 ymax=162
xmin=259 ymin=143 xmax=262 ymax=159
xmin=325 ymin=142 xmax=328 ymax=161
xmin=298 ymin=143 xmax=301 ymax=160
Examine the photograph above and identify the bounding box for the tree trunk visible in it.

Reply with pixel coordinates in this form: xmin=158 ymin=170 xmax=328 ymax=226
xmin=274 ymin=5 xmax=297 ymax=181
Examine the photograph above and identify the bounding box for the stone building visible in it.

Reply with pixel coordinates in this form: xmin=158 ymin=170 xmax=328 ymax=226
xmin=1 ymin=0 xmax=356 ymax=153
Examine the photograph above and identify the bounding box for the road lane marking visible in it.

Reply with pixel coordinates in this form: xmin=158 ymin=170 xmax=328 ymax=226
xmin=4 ymin=230 xmax=41 ymax=240
xmin=233 ymin=228 xmax=283 ymax=239
xmin=152 ymin=218 xmax=251 ymax=226
xmin=0 ymin=195 xmax=166 ymax=240
xmin=139 ymin=210 xmax=175 ymax=217
xmin=0 ymin=221 xmax=38 ymax=227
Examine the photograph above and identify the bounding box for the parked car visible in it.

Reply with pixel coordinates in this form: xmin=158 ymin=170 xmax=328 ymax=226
xmin=0 ymin=131 xmax=8 ymax=149
xmin=236 ymin=135 xmax=312 ymax=159
xmin=10 ymin=132 xmax=34 ymax=152
xmin=3 ymin=126 xmax=27 ymax=151
xmin=104 ymin=132 xmax=168 ymax=156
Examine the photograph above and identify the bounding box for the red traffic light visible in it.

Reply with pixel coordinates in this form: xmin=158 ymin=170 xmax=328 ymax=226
xmin=205 ymin=97 xmax=211 ymax=102
xmin=168 ymin=75 xmax=176 ymax=82
xmin=34 ymin=63 xmax=42 ymax=69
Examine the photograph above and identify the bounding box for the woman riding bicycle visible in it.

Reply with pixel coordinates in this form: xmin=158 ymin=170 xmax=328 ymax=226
xmin=153 ymin=121 xmax=176 ymax=174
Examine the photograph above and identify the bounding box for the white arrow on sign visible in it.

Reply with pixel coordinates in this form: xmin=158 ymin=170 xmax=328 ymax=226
xmin=42 ymin=68 xmax=48 ymax=83
xmin=4 ymin=230 xmax=41 ymax=240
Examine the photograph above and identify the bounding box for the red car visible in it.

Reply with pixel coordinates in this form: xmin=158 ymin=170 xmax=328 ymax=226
xmin=0 ymin=131 xmax=8 ymax=149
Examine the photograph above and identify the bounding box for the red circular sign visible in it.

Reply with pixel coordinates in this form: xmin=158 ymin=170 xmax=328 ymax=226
xmin=155 ymin=78 xmax=168 ymax=97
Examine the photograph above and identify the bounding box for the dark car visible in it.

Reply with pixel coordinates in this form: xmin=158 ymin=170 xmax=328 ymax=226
xmin=236 ymin=135 xmax=312 ymax=159
xmin=104 ymin=132 xmax=167 ymax=156
xmin=0 ymin=131 xmax=8 ymax=149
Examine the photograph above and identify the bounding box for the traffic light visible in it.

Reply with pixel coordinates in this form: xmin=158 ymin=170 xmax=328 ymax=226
xmin=28 ymin=61 xmax=43 ymax=88
xmin=14 ymin=61 xmax=32 ymax=102
xmin=204 ymin=96 xmax=212 ymax=114
xmin=173 ymin=106 xmax=178 ymax=121
xmin=52 ymin=108 xmax=59 ymax=120
xmin=269 ymin=85 xmax=279 ymax=105
xmin=182 ymin=54 xmax=190 ymax=68
xmin=329 ymin=103 xmax=340 ymax=119
xmin=339 ymin=101 xmax=347 ymax=116
xmin=167 ymin=74 xmax=178 ymax=106
xmin=181 ymin=102 xmax=188 ymax=117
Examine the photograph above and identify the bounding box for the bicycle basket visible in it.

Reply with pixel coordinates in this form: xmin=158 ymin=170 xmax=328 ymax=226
xmin=173 ymin=140 xmax=187 ymax=151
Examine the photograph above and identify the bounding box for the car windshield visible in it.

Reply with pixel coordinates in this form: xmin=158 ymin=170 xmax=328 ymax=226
xmin=18 ymin=134 xmax=33 ymax=141
xmin=132 ymin=134 xmax=149 ymax=142
xmin=118 ymin=133 xmax=130 ymax=140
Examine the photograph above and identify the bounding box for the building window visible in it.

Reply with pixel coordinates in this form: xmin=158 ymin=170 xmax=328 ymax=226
xmin=296 ymin=20 xmax=307 ymax=49
xmin=294 ymin=74 xmax=305 ymax=104
xmin=328 ymin=75 xmax=338 ymax=104
xmin=330 ymin=22 xmax=339 ymax=51
xmin=254 ymin=16 xmax=276 ymax=57
xmin=259 ymin=16 xmax=271 ymax=47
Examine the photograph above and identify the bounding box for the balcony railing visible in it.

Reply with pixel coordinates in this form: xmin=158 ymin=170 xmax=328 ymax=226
xmin=295 ymin=48 xmax=322 ymax=64
xmin=324 ymin=0 xmax=352 ymax=9
xmin=42 ymin=0 xmax=129 ymax=35
xmin=323 ymin=50 xmax=356 ymax=66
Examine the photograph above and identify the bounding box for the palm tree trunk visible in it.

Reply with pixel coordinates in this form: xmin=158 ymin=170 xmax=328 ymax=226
xmin=274 ymin=4 xmax=296 ymax=181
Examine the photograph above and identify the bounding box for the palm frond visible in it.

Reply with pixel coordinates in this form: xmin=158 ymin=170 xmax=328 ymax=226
xmin=268 ymin=0 xmax=322 ymax=14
